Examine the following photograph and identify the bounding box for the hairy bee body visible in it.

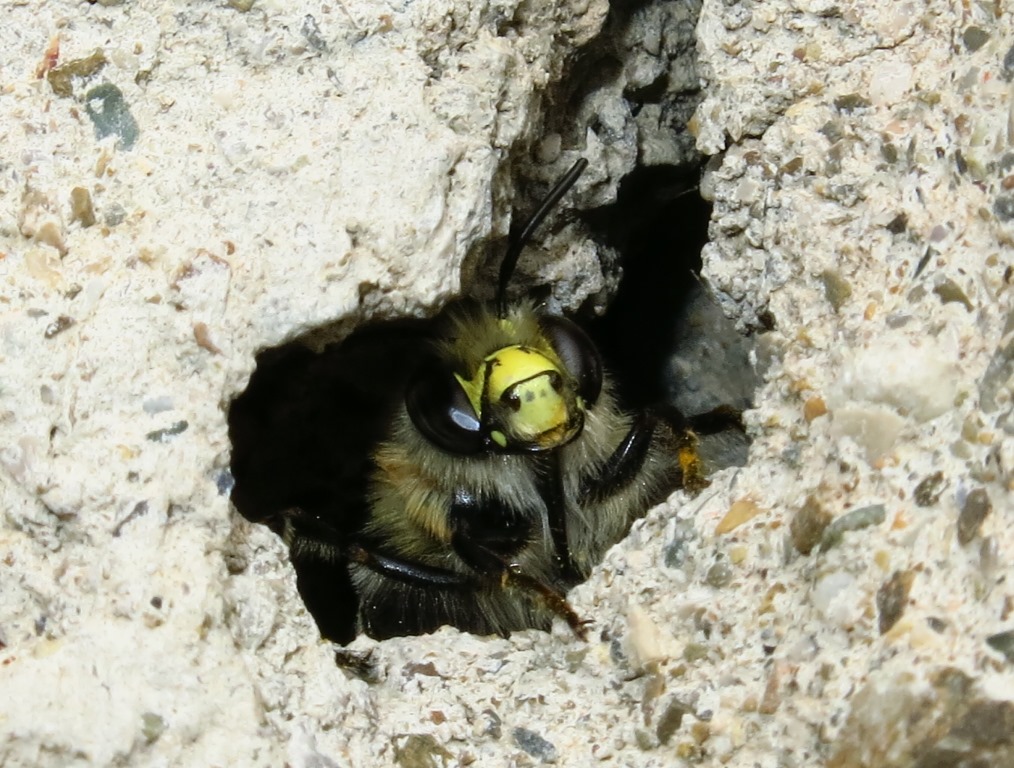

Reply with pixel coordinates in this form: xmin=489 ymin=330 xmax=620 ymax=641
xmin=349 ymin=301 xmax=682 ymax=639
xmin=234 ymin=159 xmax=724 ymax=644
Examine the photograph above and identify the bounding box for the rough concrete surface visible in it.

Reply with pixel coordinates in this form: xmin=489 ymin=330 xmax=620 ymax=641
xmin=1 ymin=0 xmax=1012 ymax=767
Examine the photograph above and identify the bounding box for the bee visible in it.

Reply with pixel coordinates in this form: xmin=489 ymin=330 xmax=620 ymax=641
xmin=231 ymin=159 xmax=723 ymax=643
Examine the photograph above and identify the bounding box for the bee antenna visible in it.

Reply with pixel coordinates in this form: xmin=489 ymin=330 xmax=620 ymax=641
xmin=497 ymin=157 xmax=589 ymax=318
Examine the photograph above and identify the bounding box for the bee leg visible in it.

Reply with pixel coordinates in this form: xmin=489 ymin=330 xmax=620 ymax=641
xmin=346 ymin=544 xmax=474 ymax=589
xmin=346 ymin=544 xmax=502 ymax=639
xmin=448 ymin=489 xmax=534 ymax=572
xmin=534 ymin=453 xmax=581 ymax=583
xmin=449 ymin=493 xmax=587 ymax=639
xmin=348 ymin=543 xmax=586 ymax=639
xmin=503 ymin=565 xmax=588 ymax=640
xmin=282 ymin=509 xmax=493 ymax=638
xmin=580 ymin=410 xmax=663 ymax=504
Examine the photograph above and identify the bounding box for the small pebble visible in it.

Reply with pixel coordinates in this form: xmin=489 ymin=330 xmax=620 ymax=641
xmin=877 ymin=569 xmax=915 ymax=634
xmin=44 ymin=315 xmax=75 ymax=339
xmin=791 ymin=495 xmax=832 ymax=555
xmin=961 ymin=26 xmax=989 ymax=52
xmin=393 ymin=735 xmax=452 ymax=768
xmin=994 ymin=195 xmax=1014 ymax=221
xmin=656 ymin=699 xmax=694 ymax=744
xmin=47 ymin=49 xmax=107 ymax=97
xmin=513 ymin=728 xmax=557 ymax=764
xmin=820 ymin=504 xmax=886 ymax=552
xmin=705 ymin=561 xmax=734 ymax=588
xmin=146 ymin=420 xmax=189 ymax=443
xmin=985 ymin=630 xmax=1014 ymax=663
xmin=933 ymin=279 xmax=973 ymax=311
xmin=715 ymin=499 xmax=765 ymax=534
xmin=914 ymin=472 xmax=946 ymax=507
xmin=820 ymin=270 xmax=853 ymax=311
xmin=70 ymin=187 xmax=97 ymax=227
xmin=85 ymin=83 xmax=140 ymax=150
xmin=141 ymin=712 xmax=166 ymax=744
xmin=957 ymin=488 xmax=991 ymax=545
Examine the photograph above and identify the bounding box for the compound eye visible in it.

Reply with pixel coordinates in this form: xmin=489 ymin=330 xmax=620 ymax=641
xmin=406 ymin=362 xmax=483 ymax=455
xmin=539 ymin=315 xmax=602 ymax=406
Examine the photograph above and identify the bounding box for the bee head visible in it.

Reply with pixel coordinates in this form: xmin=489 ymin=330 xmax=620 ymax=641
xmin=463 ymin=344 xmax=583 ymax=452
xmin=406 ymin=315 xmax=602 ymax=455
xmin=405 ymin=158 xmax=597 ymax=456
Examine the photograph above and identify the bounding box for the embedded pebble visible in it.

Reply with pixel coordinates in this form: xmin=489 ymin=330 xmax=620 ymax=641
xmin=820 ymin=270 xmax=852 ymax=311
xmin=957 ymin=488 xmax=992 ymax=545
xmin=145 ymin=421 xmax=189 ymax=443
xmin=44 ymin=315 xmax=75 ymax=339
xmin=932 ymin=279 xmax=973 ymax=311
xmin=393 ymin=734 xmax=453 ymax=768
xmin=656 ymin=699 xmax=694 ymax=744
xmin=803 ymin=395 xmax=827 ymax=422
xmin=962 ymin=27 xmax=989 ymax=52
xmin=829 ymin=404 xmax=906 ymax=461
xmin=715 ymin=498 xmax=765 ymax=534
xmin=140 ymin=713 xmax=166 ymax=744
xmin=705 ymin=561 xmax=733 ymax=587
xmin=84 ymin=84 xmax=140 ymax=150
xmin=986 ymin=631 xmax=1014 ymax=663
xmin=829 ymin=333 xmax=961 ymax=423
xmin=70 ymin=187 xmax=97 ymax=227
xmin=877 ymin=569 xmax=916 ymax=635
xmin=791 ymin=495 xmax=832 ymax=555
xmin=812 ymin=571 xmax=859 ymax=625
xmin=913 ymin=472 xmax=946 ymax=507
xmin=820 ymin=504 xmax=887 ymax=552
xmin=512 ymin=728 xmax=558 ymax=764
xmin=46 ymin=49 xmax=107 ymax=97
xmin=979 ymin=323 xmax=1014 ymax=413
xmin=626 ymin=603 xmax=669 ymax=670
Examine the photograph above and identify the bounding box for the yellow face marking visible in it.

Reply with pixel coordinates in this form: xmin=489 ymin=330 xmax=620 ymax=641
xmin=453 ymin=344 xmax=581 ymax=449
xmin=485 ymin=346 xmax=557 ymax=402
xmin=503 ymin=373 xmax=567 ymax=439
xmin=454 ymin=345 xmax=560 ymax=421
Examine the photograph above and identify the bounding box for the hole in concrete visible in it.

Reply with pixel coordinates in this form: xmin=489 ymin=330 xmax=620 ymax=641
xmin=228 ymin=319 xmax=431 ymax=644
xmin=227 ymin=162 xmax=758 ymax=645
xmin=586 ymin=165 xmax=758 ymax=472
xmin=227 ymin=0 xmax=762 ymax=645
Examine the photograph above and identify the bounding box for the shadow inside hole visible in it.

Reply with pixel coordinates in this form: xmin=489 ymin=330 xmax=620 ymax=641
xmin=585 ymin=165 xmax=757 ymax=471
xmin=228 ymin=319 xmax=434 ymax=643
xmin=585 ymin=164 xmax=709 ymax=407
xmin=227 ymin=165 xmax=757 ymax=645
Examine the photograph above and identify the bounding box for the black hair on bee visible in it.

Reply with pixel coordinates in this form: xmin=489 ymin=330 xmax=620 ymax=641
xmin=247 ymin=159 xmax=712 ymax=643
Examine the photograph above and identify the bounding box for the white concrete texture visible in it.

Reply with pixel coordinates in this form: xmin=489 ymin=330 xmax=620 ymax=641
xmin=1 ymin=0 xmax=1012 ymax=766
